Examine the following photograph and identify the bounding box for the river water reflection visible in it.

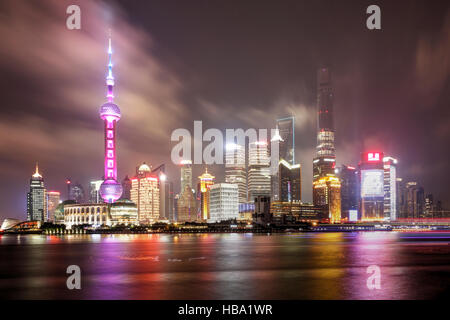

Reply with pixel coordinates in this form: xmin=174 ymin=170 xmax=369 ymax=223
xmin=0 ymin=232 xmax=449 ymax=299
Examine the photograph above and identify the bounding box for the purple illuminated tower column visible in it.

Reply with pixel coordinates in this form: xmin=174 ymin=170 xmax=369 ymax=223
xmin=99 ymin=36 xmax=123 ymax=203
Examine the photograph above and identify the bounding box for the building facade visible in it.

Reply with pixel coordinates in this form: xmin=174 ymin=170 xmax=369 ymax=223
xmin=177 ymin=185 xmax=198 ymax=222
xmin=27 ymin=164 xmax=47 ymax=222
xmin=359 ymin=152 xmax=385 ymax=221
xmin=47 ymin=191 xmax=61 ymax=222
xmin=225 ymin=143 xmax=247 ymax=204
xmin=209 ymin=183 xmax=239 ymax=223
xmin=383 ymin=156 xmax=398 ymax=221
xmin=130 ymin=163 xmax=160 ymax=225
xmin=337 ymin=165 xmax=359 ymax=221
xmin=313 ymin=176 xmax=341 ymax=223
xmin=278 ymin=160 xmax=301 ymax=202
xmin=63 ymin=200 xmax=138 ymax=229
xmin=248 ymin=141 xmax=271 ymax=201
xmin=89 ymin=180 xmax=103 ymax=203
xmin=198 ymin=168 xmax=215 ymax=221
xmin=180 ymin=159 xmax=193 ymax=194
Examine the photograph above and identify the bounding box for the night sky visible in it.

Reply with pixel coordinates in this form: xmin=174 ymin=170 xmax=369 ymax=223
xmin=0 ymin=0 xmax=449 ymax=221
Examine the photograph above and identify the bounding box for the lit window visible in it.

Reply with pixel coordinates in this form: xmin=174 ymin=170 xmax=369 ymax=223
xmin=107 ymin=121 xmax=114 ymax=129
xmin=107 ymin=160 xmax=114 ymax=168
xmin=107 ymin=130 xmax=114 ymax=138
xmin=107 ymin=140 xmax=114 ymax=148
xmin=107 ymin=150 xmax=114 ymax=158
xmin=108 ymin=170 xmax=114 ymax=177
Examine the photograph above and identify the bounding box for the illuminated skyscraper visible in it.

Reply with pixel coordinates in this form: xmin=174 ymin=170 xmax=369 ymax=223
xmin=404 ymin=181 xmax=425 ymax=218
xmin=225 ymin=143 xmax=247 ymax=203
xmin=248 ymin=141 xmax=271 ymax=201
xmin=89 ymin=180 xmax=103 ymax=203
xmin=277 ymin=116 xmax=295 ymax=165
xmin=177 ymin=185 xmax=198 ymax=222
xmin=69 ymin=182 xmax=85 ymax=204
xmin=383 ymin=156 xmax=398 ymax=221
xmin=27 ymin=163 xmax=47 ymax=222
xmin=99 ymin=35 xmax=123 ymax=203
xmin=337 ymin=165 xmax=359 ymax=221
xmin=198 ymin=168 xmax=215 ymax=221
xmin=209 ymin=183 xmax=239 ymax=222
xmin=130 ymin=163 xmax=160 ymax=224
xmin=180 ymin=160 xmax=193 ymax=194
xmin=46 ymin=191 xmax=61 ymax=222
xmin=313 ymin=176 xmax=341 ymax=223
xmin=278 ymin=160 xmax=301 ymax=202
xmin=359 ymin=152 xmax=385 ymax=221
xmin=121 ymin=175 xmax=132 ymax=200
xmin=313 ymin=68 xmax=336 ymax=188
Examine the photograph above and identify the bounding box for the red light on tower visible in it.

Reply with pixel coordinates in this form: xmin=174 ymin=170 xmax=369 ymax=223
xmin=368 ymin=152 xmax=380 ymax=162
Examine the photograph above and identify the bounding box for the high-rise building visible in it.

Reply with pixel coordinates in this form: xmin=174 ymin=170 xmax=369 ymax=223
xmin=424 ymin=194 xmax=433 ymax=218
xmin=198 ymin=168 xmax=215 ymax=221
xmin=359 ymin=152 xmax=385 ymax=221
xmin=89 ymin=180 xmax=103 ymax=203
xmin=277 ymin=116 xmax=295 ymax=165
xmin=69 ymin=182 xmax=85 ymax=204
xmin=313 ymin=67 xmax=336 ymax=185
xmin=160 ymin=180 xmax=174 ymax=221
xmin=271 ymin=116 xmax=295 ymax=202
xmin=177 ymin=185 xmax=198 ymax=222
xmin=405 ymin=182 xmax=424 ymax=218
xmin=225 ymin=143 xmax=247 ymax=204
xmin=313 ymin=176 xmax=341 ymax=223
xmin=99 ymin=35 xmax=123 ymax=203
xmin=209 ymin=183 xmax=239 ymax=222
xmin=383 ymin=156 xmax=398 ymax=221
xmin=337 ymin=165 xmax=359 ymax=221
xmin=121 ymin=175 xmax=132 ymax=200
xmin=130 ymin=163 xmax=160 ymax=224
xmin=180 ymin=159 xmax=193 ymax=194
xmin=27 ymin=164 xmax=47 ymax=222
xmin=278 ymin=160 xmax=301 ymax=202
xmin=248 ymin=141 xmax=271 ymax=201
xmin=47 ymin=191 xmax=61 ymax=222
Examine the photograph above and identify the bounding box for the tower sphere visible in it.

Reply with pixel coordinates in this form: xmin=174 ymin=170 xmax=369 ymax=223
xmin=99 ymin=179 xmax=123 ymax=203
xmin=100 ymin=102 xmax=121 ymax=120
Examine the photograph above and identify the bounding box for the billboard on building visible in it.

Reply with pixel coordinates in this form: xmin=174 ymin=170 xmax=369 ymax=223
xmin=361 ymin=169 xmax=384 ymax=198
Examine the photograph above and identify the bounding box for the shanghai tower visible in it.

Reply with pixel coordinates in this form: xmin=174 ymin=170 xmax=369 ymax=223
xmin=99 ymin=35 xmax=123 ymax=203
xmin=313 ymin=67 xmax=336 ymax=180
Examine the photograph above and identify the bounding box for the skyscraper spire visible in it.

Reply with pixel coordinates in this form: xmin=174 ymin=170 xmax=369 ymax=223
xmin=106 ymin=30 xmax=115 ymax=102
xmin=33 ymin=162 xmax=42 ymax=178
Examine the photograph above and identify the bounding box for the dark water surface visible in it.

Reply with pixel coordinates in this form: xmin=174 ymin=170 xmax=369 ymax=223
xmin=1 ymin=232 xmax=449 ymax=299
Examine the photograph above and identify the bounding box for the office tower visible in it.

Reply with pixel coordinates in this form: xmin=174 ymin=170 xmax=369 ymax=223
xmin=89 ymin=180 xmax=103 ymax=203
xmin=313 ymin=176 xmax=341 ymax=223
xmin=198 ymin=168 xmax=215 ymax=221
xmin=277 ymin=116 xmax=295 ymax=165
xmin=209 ymin=183 xmax=239 ymax=222
xmin=405 ymin=182 xmax=425 ymax=218
xmin=173 ymin=194 xmax=179 ymax=221
xmin=254 ymin=196 xmax=271 ymax=225
xmin=46 ymin=191 xmax=61 ymax=222
xmin=121 ymin=175 xmax=132 ymax=200
xmin=337 ymin=165 xmax=359 ymax=221
xmin=383 ymin=156 xmax=398 ymax=221
xmin=69 ymin=182 xmax=85 ymax=204
xmin=225 ymin=143 xmax=247 ymax=204
xmin=180 ymin=159 xmax=193 ymax=194
xmin=313 ymin=67 xmax=336 ymax=185
xmin=396 ymin=177 xmax=407 ymax=218
xmin=159 ymin=172 xmax=174 ymax=221
xmin=248 ymin=141 xmax=271 ymax=201
xmin=271 ymin=116 xmax=296 ymax=202
xmin=27 ymin=163 xmax=47 ymax=222
xmin=359 ymin=152 xmax=385 ymax=221
xmin=278 ymin=160 xmax=301 ymax=202
xmin=424 ymin=194 xmax=433 ymax=218
xmin=177 ymin=185 xmax=198 ymax=222
xmin=130 ymin=163 xmax=160 ymax=224
xmin=99 ymin=35 xmax=123 ymax=203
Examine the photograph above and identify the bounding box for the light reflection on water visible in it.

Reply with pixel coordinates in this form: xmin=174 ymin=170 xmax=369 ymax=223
xmin=0 ymin=232 xmax=449 ymax=299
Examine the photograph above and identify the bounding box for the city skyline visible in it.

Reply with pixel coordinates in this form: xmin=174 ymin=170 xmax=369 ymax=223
xmin=0 ymin=0 xmax=449 ymax=221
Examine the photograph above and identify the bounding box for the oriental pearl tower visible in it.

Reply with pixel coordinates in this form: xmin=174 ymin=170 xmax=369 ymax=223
xmin=99 ymin=35 xmax=123 ymax=203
